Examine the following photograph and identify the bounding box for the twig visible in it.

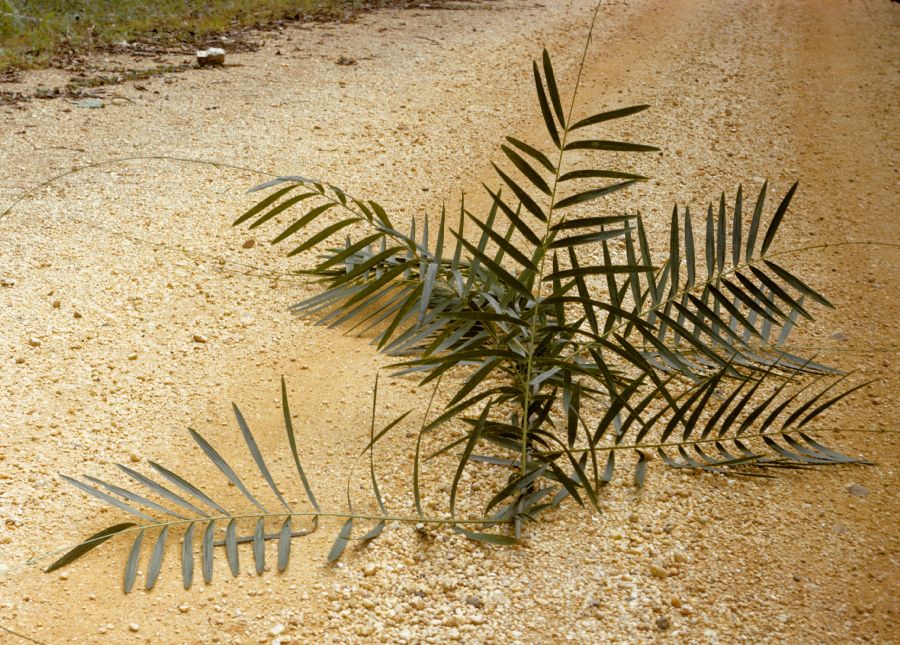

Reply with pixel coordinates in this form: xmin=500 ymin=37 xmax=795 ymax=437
xmin=770 ymin=240 xmax=900 ymax=256
xmin=0 ymin=155 xmax=279 ymax=224
xmin=0 ymin=624 xmax=48 ymax=645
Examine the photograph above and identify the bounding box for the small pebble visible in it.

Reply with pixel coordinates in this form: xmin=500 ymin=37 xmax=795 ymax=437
xmin=465 ymin=595 xmax=483 ymax=609
xmin=178 ymin=604 xmax=190 ymax=613
xmin=28 ymin=337 xmax=41 ymax=347
xmin=656 ymin=616 xmax=671 ymax=631
xmin=363 ymin=563 xmax=377 ymax=577
xmin=242 ymin=239 xmax=256 ymax=249
xmin=76 ymin=98 xmax=104 ymax=109
xmin=52 ymin=299 xmax=61 ymax=308
xmin=0 ymin=277 xmax=15 ymax=287
xmin=128 ymin=623 xmax=140 ymax=632
xmin=847 ymin=483 xmax=869 ymax=498
xmin=650 ymin=563 xmax=669 ymax=579
xmin=73 ymin=311 xmax=82 ymax=319
xmin=15 ymin=357 xmax=25 ymax=364
xmin=193 ymin=333 xmax=208 ymax=343
xmin=270 ymin=624 xmax=285 ymax=636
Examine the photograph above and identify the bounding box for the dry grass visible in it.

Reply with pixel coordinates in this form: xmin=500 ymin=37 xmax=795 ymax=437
xmin=0 ymin=0 xmax=412 ymax=70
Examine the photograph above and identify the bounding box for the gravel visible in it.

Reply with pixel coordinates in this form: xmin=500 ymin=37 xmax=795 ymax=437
xmin=0 ymin=0 xmax=897 ymax=643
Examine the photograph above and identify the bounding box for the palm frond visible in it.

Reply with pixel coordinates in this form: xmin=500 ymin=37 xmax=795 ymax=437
xmin=48 ymin=36 xmax=876 ymax=592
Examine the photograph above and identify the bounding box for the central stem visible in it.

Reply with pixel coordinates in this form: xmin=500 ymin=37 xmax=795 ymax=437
xmin=518 ymin=2 xmax=601 ymax=476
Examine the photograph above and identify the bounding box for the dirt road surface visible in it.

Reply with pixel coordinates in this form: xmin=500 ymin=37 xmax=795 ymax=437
xmin=1 ymin=0 xmax=897 ymax=642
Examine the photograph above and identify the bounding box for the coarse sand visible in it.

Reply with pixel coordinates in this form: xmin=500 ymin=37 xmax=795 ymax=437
xmin=0 ymin=0 xmax=897 ymax=642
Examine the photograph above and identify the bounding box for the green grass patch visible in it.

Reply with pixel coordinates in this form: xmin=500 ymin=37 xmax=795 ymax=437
xmin=0 ymin=0 xmax=404 ymax=71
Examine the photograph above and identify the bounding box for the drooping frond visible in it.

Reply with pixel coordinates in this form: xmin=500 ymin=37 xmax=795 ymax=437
xmin=45 ymin=379 xmax=479 ymax=589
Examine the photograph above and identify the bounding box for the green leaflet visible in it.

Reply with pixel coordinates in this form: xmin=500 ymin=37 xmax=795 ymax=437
xmin=45 ymin=523 xmax=136 ymax=573
xmin=327 ymin=519 xmax=353 ymax=563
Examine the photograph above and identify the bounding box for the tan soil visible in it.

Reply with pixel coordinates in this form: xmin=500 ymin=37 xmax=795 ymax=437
xmin=0 ymin=0 xmax=898 ymax=643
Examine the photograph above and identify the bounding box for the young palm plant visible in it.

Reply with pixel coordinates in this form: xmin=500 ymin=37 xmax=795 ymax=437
xmin=225 ymin=48 xmax=866 ymax=528
xmin=45 ymin=22 xmax=870 ymax=590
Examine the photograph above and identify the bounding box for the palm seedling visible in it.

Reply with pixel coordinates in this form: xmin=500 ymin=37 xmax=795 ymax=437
xmin=44 ymin=13 xmax=872 ymax=591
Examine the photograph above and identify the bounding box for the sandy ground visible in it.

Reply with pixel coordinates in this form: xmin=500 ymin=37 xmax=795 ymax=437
xmin=0 ymin=0 xmax=898 ymax=642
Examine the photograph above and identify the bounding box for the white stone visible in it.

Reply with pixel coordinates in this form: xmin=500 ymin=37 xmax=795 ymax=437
xmin=197 ymin=48 xmax=226 ymax=66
